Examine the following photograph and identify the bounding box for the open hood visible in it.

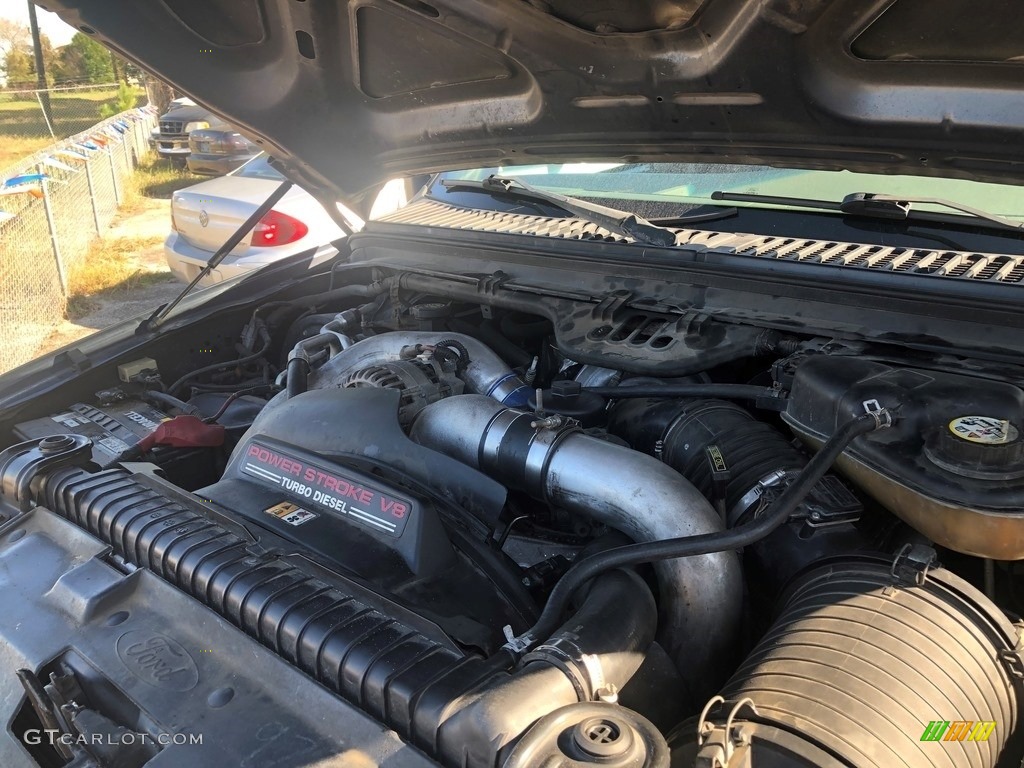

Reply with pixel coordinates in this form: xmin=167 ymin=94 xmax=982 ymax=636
xmin=40 ymin=0 xmax=1024 ymax=211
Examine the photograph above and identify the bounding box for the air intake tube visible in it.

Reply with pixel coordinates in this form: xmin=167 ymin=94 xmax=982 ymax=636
xmin=410 ymin=395 xmax=744 ymax=704
xmin=435 ymin=568 xmax=659 ymax=767
xmin=672 ymin=555 xmax=1024 ymax=768
xmin=608 ymin=398 xmax=809 ymax=525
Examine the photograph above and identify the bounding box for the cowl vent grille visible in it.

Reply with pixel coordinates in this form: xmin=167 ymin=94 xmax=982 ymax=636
xmin=378 ymin=200 xmax=1024 ymax=284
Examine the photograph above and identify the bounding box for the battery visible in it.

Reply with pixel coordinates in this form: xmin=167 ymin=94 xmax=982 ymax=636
xmin=14 ymin=400 xmax=171 ymax=467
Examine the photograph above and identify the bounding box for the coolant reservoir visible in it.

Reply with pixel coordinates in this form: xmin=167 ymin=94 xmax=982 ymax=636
xmin=782 ymin=355 xmax=1024 ymax=559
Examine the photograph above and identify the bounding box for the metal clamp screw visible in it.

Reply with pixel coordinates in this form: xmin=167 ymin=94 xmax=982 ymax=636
xmin=530 ymin=387 xmax=564 ymax=429
xmin=695 ymin=697 xmax=759 ymax=767
xmin=501 ymin=625 xmax=534 ymax=655
xmin=999 ymin=625 xmax=1024 ymax=680
xmin=531 ymin=415 xmax=564 ymax=430
xmin=862 ymin=398 xmax=893 ymax=429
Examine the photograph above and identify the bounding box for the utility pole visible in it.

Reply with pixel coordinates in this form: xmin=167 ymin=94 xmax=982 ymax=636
xmin=26 ymin=1 xmax=53 ymax=127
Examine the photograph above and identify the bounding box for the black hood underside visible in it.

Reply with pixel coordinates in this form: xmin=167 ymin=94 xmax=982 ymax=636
xmin=39 ymin=0 xmax=1024 ymax=211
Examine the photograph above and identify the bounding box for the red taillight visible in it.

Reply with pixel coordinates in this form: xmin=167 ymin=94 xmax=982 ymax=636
xmin=251 ymin=209 xmax=308 ymax=247
xmin=214 ymin=132 xmax=249 ymax=152
xmin=226 ymin=133 xmax=250 ymax=151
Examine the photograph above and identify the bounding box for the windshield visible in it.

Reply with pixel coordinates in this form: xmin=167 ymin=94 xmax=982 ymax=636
xmin=232 ymin=153 xmax=287 ymax=181
xmin=439 ymin=163 xmax=1024 ymax=221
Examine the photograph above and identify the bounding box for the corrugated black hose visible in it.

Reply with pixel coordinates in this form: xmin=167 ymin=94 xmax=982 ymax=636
xmin=504 ymin=407 xmax=892 ymax=655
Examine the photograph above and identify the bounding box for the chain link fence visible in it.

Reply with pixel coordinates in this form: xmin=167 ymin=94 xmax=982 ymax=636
xmin=0 ymin=103 xmax=159 ymax=373
xmin=0 ymin=83 xmax=145 ymax=143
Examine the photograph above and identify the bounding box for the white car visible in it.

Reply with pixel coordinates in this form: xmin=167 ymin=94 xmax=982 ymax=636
xmin=164 ymin=154 xmax=357 ymax=286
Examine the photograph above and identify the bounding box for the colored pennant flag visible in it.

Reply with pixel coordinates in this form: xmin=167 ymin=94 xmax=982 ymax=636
xmin=4 ymin=173 xmax=46 ymax=188
xmin=42 ymin=157 xmax=76 ymax=173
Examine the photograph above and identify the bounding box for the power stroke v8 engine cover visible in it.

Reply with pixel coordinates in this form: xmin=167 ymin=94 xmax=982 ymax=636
xmin=193 ymin=388 xmax=534 ymax=651
xmin=239 ymin=440 xmax=414 ymax=538
xmin=202 ymin=433 xmax=452 ymax=588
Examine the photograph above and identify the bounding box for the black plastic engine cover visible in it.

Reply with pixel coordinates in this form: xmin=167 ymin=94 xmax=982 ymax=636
xmin=230 ymin=387 xmax=507 ymax=527
xmin=203 ymin=436 xmax=456 ymax=585
xmin=197 ymin=387 xmax=535 ymax=649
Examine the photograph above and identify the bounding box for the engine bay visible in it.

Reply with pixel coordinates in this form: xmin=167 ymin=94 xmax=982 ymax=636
xmin=2 ymin=260 xmax=1024 ymax=768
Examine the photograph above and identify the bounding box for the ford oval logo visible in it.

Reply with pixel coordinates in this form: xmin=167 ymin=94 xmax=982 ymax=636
xmin=199 ymin=209 xmax=209 ymax=227
xmin=116 ymin=630 xmax=200 ymax=691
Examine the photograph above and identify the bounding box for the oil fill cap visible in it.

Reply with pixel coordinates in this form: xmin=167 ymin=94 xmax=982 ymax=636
xmin=924 ymin=415 xmax=1024 ymax=480
xmin=573 ymin=716 xmax=634 ymax=758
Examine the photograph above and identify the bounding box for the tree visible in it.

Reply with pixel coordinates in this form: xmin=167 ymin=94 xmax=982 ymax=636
xmin=0 ymin=19 xmax=31 ymax=86
xmin=53 ymin=41 xmax=84 ymax=83
xmin=4 ymin=31 xmax=59 ymax=88
xmin=0 ymin=18 xmax=29 ymax=61
xmin=99 ymin=81 xmax=137 ymax=118
xmin=146 ymin=77 xmax=176 ymax=115
xmin=59 ymin=32 xmax=114 ymax=84
xmin=3 ymin=48 xmax=33 ymax=88
xmin=121 ymin=59 xmax=142 ymax=84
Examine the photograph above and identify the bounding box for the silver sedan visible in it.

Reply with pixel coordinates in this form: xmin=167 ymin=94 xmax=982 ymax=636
xmin=164 ymin=154 xmax=357 ymax=287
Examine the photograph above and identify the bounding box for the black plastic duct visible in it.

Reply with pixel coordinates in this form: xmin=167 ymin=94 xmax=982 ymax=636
xmin=671 ymin=555 xmax=1024 ymax=767
xmin=608 ymin=398 xmax=806 ymax=523
xmin=607 ymin=397 xmax=870 ymax=601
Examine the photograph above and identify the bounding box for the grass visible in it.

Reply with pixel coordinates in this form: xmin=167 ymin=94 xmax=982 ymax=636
xmin=0 ymin=85 xmax=145 ymax=170
xmin=65 ymin=234 xmax=168 ymax=320
xmin=0 ymin=134 xmax=56 ymax=171
xmin=0 ymin=86 xmax=145 ymax=142
xmin=63 ymin=153 xmax=197 ymax=320
xmin=117 ymin=153 xmax=203 ymax=216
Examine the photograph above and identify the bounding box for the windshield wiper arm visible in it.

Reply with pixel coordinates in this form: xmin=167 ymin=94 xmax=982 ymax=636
xmin=651 ymin=207 xmax=738 ymax=226
xmin=441 ymin=175 xmax=678 ymax=246
xmin=711 ymin=190 xmax=1024 ymax=233
xmin=140 ymin=179 xmax=294 ymax=331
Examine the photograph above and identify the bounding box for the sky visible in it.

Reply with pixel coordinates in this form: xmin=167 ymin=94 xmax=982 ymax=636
xmin=2 ymin=2 xmax=77 ymax=46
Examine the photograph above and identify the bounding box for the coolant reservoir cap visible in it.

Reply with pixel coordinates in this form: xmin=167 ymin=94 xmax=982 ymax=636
xmin=924 ymin=415 xmax=1024 ymax=480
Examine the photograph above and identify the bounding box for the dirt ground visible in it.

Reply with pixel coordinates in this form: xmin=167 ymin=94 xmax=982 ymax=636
xmin=36 ymin=198 xmax=182 ymax=355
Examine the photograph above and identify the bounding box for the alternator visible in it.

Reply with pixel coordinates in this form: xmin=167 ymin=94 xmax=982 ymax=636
xmin=342 ymin=360 xmax=464 ymax=424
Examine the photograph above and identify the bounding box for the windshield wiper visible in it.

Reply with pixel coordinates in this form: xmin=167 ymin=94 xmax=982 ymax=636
xmin=711 ymin=190 xmax=1024 ymax=234
xmin=440 ymin=175 xmax=678 ymax=246
xmin=651 ymin=207 xmax=738 ymax=226
xmin=140 ymin=180 xmax=294 ymax=331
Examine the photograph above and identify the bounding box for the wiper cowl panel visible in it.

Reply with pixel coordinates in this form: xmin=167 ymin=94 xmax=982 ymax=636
xmin=442 ymin=176 xmax=678 ymax=247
